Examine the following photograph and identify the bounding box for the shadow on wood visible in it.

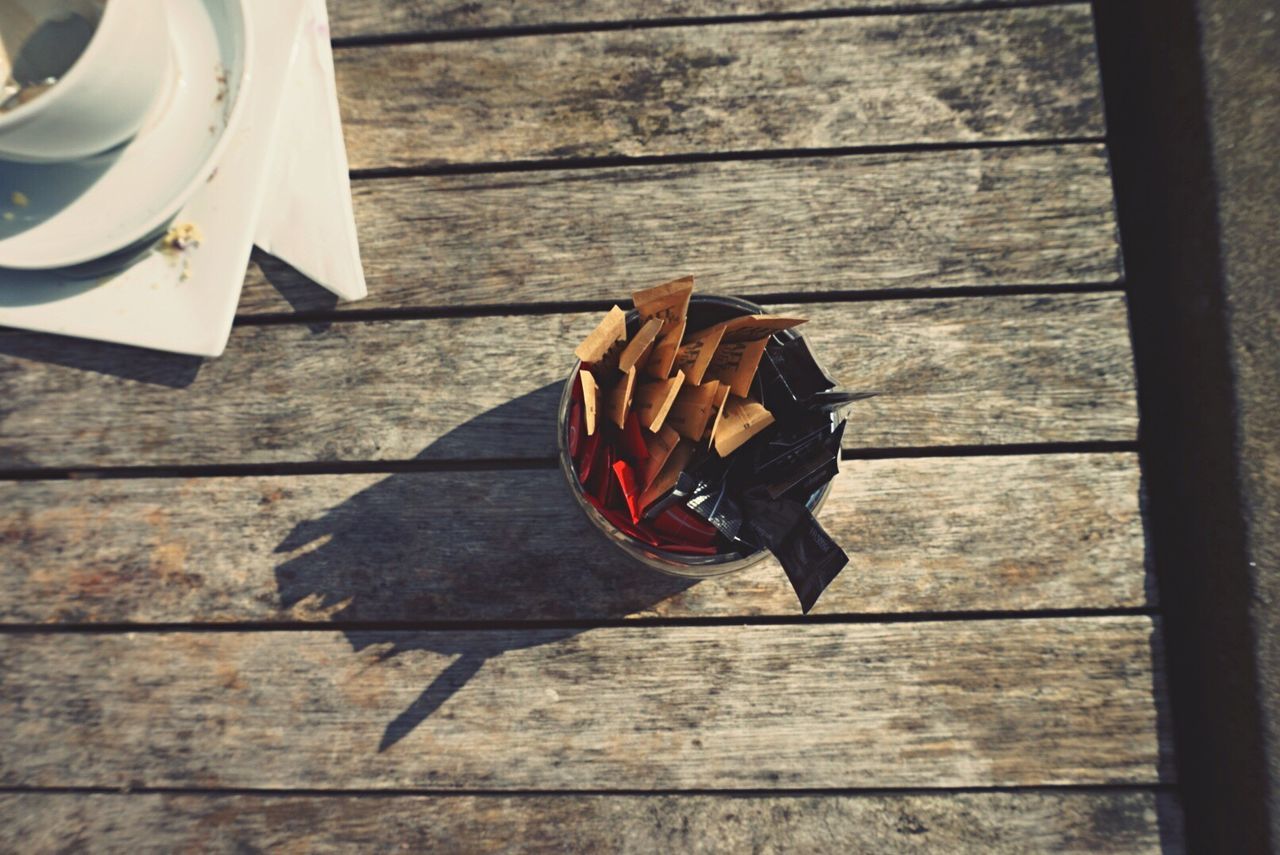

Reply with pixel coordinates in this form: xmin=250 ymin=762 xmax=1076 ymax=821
xmin=272 ymin=381 xmax=697 ymax=751
xmin=0 ymin=329 xmax=203 ymax=389
xmin=249 ymin=248 xmax=338 ymax=326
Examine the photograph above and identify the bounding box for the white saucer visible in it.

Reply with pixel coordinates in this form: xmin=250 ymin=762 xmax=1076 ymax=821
xmin=0 ymin=0 xmax=251 ymax=269
xmin=0 ymin=0 xmax=363 ymax=358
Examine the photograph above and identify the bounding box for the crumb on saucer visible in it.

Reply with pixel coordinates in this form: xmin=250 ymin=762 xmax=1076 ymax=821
xmin=161 ymin=222 xmax=204 ymax=253
xmin=159 ymin=223 xmax=204 ymax=282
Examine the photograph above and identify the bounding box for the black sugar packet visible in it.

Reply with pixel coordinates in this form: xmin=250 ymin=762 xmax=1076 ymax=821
xmin=742 ymin=489 xmax=849 ymax=614
xmin=645 ymin=333 xmax=872 ymax=612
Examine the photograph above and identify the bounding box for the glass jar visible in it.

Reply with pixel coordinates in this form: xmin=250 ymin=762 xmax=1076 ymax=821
xmin=557 ymin=294 xmax=833 ymax=579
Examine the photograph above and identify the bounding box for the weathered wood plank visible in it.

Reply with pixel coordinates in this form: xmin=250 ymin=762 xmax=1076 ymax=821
xmin=0 ymin=790 xmax=1186 ymax=854
xmin=328 ymin=0 xmax=1079 ymax=38
xmin=336 ymin=8 xmax=1104 ymax=169
xmin=242 ymin=146 xmax=1122 ymax=315
xmin=0 ymin=454 xmax=1147 ymax=623
xmin=0 ymin=618 xmax=1167 ymax=788
xmin=0 ymin=295 xmax=1137 ymax=469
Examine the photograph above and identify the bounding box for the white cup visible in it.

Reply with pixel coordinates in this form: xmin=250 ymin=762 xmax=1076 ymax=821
xmin=0 ymin=0 xmax=173 ymax=162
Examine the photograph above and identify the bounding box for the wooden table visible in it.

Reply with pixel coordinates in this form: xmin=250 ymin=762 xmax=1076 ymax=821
xmin=0 ymin=1 xmax=1182 ymax=850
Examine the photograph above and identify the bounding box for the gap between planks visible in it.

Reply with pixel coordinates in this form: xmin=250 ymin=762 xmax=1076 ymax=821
xmin=0 ymin=782 xmax=1175 ymax=797
xmin=0 ymin=440 xmax=1138 ymax=482
xmin=233 ymin=282 xmax=1127 ymax=328
xmin=343 ymin=137 xmax=1109 ymax=181
xmin=0 ymin=607 xmax=1159 ymax=635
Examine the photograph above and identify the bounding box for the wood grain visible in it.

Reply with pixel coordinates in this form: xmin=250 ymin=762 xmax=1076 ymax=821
xmin=335 ymin=8 xmax=1104 ymax=169
xmin=0 ymin=618 xmax=1168 ymax=789
xmin=0 ymin=295 xmax=1137 ymax=469
xmin=242 ymin=146 xmax=1122 ymax=315
xmin=328 ymin=0 xmax=1079 ymax=38
xmin=0 ymin=790 xmax=1185 ymax=854
xmin=0 ymin=454 xmax=1147 ymax=624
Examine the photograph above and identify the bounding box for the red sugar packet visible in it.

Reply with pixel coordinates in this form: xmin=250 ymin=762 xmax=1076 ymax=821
xmin=575 ymin=428 xmax=603 ymax=486
xmin=620 ymin=411 xmax=649 ymax=465
xmin=612 ymin=459 xmax=642 ymax=524
xmin=650 ymin=504 xmax=718 ymax=547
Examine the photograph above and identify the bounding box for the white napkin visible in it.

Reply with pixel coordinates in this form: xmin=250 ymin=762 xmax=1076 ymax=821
xmin=0 ymin=0 xmax=365 ymax=356
xmin=255 ymin=0 xmax=366 ymax=303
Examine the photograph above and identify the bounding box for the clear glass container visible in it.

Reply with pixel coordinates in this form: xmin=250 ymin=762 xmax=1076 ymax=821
xmin=557 ymin=294 xmax=833 ymax=579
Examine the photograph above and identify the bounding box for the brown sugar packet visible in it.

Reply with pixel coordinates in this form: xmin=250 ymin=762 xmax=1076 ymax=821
xmin=713 ymin=395 xmax=775 ymax=457
xmin=704 ymin=315 xmax=807 ymax=397
xmin=647 ymin=318 xmax=686 ymax=380
xmin=639 ymin=424 xmax=681 ymax=490
xmin=633 ymin=276 xmax=693 ymax=326
xmin=575 ymin=305 xmax=628 ymax=367
xmin=633 ymin=276 xmax=693 ymax=378
xmin=672 ymin=323 xmax=725 ymax=385
xmin=632 ymin=370 xmax=685 ymax=432
xmin=618 ymin=317 xmax=663 ymax=374
xmin=579 ymin=369 xmax=600 ymax=436
xmin=605 ymin=365 xmax=638 ymax=429
xmin=639 ymin=439 xmax=695 ymax=511
xmin=704 ymin=381 xmax=732 ymax=444
xmin=666 ymin=379 xmax=721 ymax=441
